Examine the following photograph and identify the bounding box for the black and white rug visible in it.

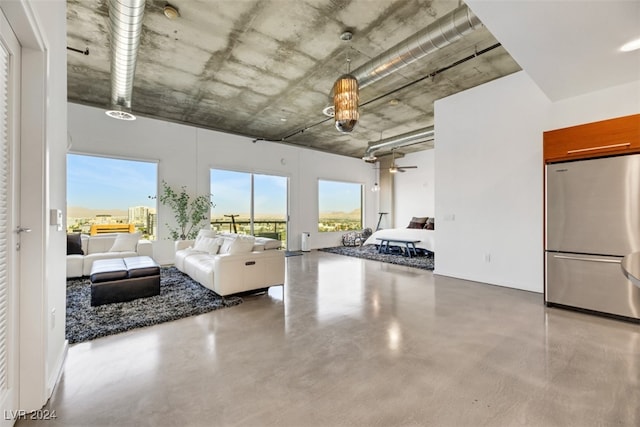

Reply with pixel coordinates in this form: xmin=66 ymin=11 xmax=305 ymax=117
xmin=319 ymin=244 xmax=434 ymax=270
xmin=66 ymin=267 xmax=242 ymax=344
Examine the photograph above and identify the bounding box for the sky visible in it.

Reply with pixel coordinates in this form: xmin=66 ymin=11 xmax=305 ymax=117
xmin=67 ymin=154 xmax=157 ymax=211
xmin=67 ymin=154 xmax=362 ymax=216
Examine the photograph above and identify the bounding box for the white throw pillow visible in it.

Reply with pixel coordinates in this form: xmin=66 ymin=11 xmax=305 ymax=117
xmin=228 ymin=235 xmax=256 ymax=254
xmin=218 ymin=236 xmax=235 ymax=254
xmin=195 ymin=228 xmax=217 ymax=243
xmin=109 ymin=232 xmax=141 ymax=252
xmin=193 ymin=236 xmax=223 ymax=254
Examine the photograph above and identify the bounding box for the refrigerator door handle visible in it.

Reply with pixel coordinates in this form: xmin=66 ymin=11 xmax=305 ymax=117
xmin=553 ymin=254 xmax=621 ymax=264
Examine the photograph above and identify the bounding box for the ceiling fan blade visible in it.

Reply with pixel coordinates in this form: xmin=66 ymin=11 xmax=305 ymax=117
xmin=397 ymin=168 xmax=406 ymax=172
xmin=398 ymin=165 xmax=418 ymax=169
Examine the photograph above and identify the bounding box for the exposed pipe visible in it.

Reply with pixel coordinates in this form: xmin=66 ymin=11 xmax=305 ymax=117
xmin=362 ymin=126 xmax=435 ymax=161
xmin=106 ymin=0 xmax=146 ymax=120
xmin=352 ymin=3 xmax=482 ymax=89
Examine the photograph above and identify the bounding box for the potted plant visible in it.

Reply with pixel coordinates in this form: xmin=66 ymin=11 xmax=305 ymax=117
xmin=154 ymin=180 xmax=214 ymax=240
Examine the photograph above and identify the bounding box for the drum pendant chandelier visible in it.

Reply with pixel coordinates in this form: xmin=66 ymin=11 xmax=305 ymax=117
xmin=333 ymin=72 xmax=359 ymax=133
xmin=333 ymin=31 xmax=359 ymax=133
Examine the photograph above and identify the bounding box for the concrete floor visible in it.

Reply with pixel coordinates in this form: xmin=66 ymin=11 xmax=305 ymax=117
xmin=17 ymin=250 xmax=640 ymax=427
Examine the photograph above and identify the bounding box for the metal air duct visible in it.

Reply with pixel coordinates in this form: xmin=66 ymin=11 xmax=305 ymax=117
xmin=106 ymin=0 xmax=146 ymax=120
xmin=362 ymin=126 xmax=434 ymax=162
xmin=352 ymin=3 xmax=482 ymax=89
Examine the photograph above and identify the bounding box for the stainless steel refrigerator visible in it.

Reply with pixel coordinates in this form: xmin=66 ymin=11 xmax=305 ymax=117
xmin=545 ymin=153 xmax=640 ymax=321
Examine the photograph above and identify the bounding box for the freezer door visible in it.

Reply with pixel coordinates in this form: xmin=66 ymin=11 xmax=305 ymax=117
xmin=546 ymin=154 xmax=640 ymax=255
xmin=546 ymin=252 xmax=640 ymax=320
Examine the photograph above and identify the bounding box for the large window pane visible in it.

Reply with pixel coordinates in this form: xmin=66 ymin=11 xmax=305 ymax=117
xmin=67 ymin=154 xmax=158 ymax=239
xmin=211 ymin=169 xmax=288 ymax=248
xmin=210 ymin=169 xmax=251 ymax=234
xmin=318 ymin=180 xmax=362 ymax=232
xmin=254 ymin=174 xmax=287 ymax=243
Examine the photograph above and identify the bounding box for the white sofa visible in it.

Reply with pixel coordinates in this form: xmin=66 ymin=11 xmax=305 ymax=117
xmin=174 ymin=231 xmax=285 ymax=296
xmin=67 ymin=233 xmax=153 ymax=278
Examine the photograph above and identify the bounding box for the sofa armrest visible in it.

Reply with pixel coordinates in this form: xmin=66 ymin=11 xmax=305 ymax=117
xmin=175 ymin=239 xmax=195 ymax=252
xmin=212 ymin=250 xmax=285 ymax=296
xmin=136 ymin=240 xmax=153 ymax=257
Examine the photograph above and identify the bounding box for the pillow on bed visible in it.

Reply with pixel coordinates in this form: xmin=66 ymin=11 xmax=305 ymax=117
xmin=407 ymin=216 xmax=428 ymax=229
xmin=424 ymin=218 xmax=434 ymax=230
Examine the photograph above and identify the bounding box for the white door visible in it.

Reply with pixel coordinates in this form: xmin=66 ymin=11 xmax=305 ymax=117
xmin=0 ymin=9 xmax=21 ymax=425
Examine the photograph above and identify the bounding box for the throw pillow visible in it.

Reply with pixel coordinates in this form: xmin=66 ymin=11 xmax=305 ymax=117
xmin=109 ymin=232 xmax=141 ymax=252
xmin=407 ymin=216 xmax=428 ymax=229
xmin=219 ymin=236 xmax=236 ymax=254
xmin=228 ymin=235 xmax=256 ymax=254
xmin=67 ymin=233 xmax=84 ymax=255
xmin=193 ymin=236 xmax=223 ymax=254
xmin=195 ymin=228 xmax=217 ymax=243
xmin=424 ymin=218 xmax=435 ymax=230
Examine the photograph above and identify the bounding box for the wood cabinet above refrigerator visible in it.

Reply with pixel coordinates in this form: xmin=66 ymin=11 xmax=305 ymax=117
xmin=543 ymin=114 xmax=640 ymax=163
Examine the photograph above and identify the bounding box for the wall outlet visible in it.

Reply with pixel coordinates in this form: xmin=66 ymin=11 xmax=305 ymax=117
xmin=484 ymin=253 xmax=491 ymax=263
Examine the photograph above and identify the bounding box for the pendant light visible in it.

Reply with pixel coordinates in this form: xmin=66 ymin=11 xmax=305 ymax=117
xmin=333 ymin=32 xmax=359 ymax=133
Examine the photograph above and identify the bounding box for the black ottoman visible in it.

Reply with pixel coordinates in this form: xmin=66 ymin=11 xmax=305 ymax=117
xmin=90 ymin=256 xmax=160 ymax=306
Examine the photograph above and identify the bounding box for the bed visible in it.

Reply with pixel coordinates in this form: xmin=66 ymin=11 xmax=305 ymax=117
xmin=363 ymin=228 xmax=435 ymax=253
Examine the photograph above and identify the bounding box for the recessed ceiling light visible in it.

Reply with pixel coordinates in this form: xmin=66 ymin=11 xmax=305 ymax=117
xmin=620 ymin=37 xmax=640 ymax=52
xmin=322 ymin=105 xmax=335 ymax=117
xmin=105 ymin=110 xmax=136 ymax=120
xmin=163 ymin=4 xmax=180 ymax=19
xmin=280 ymin=118 xmax=287 ymax=122
xmin=388 ymin=98 xmax=400 ymax=106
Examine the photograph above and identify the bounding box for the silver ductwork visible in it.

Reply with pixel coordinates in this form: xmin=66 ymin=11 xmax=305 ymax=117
xmin=106 ymin=0 xmax=146 ymax=120
xmin=352 ymin=3 xmax=482 ymax=89
xmin=362 ymin=126 xmax=434 ymax=162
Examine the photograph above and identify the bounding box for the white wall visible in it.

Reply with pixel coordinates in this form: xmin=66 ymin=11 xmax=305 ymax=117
xmin=67 ymin=103 xmax=378 ymax=263
xmin=399 ymin=71 xmax=639 ymax=294
xmin=35 ymin=0 xmax=68 ymax=400
xmin=433 ymin=71 xmax=550 ymax=293
xmin=392 ymin=149 xmax=435 ymax=228
xmin=549 ymin=79 xmax=640 ymax=129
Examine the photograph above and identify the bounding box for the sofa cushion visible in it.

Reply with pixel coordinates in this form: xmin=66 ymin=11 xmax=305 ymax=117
xmin=109 ymin=232 xmax=141 ymax=252
xmin=87 ymin=235 xmax=117 ymax=254
xmin=67 ymin=233 xmax=84 ymax=255
xmin=195 ymin=229 xmax=217 ymax=243
xmin=254 ymin=237 xmax=281 ymax=250
xmin=193 ymin=236 xmax=223 ymax=254
xmin=67 ymin=255 xmax=84 ymax=278
xmin=227 ymin=235 xmax=256 ymax=254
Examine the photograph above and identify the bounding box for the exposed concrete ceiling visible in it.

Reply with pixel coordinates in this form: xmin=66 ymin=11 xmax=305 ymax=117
xmin=66 ymin=0 xmax=521 ymax=158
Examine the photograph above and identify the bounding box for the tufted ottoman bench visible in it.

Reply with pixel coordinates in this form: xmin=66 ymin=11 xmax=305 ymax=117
xmin=90 ymin=256 xmax=160 ymax=306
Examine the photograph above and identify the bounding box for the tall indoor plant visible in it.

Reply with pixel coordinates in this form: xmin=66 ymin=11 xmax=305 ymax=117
xmin=156 ymin=180 xmax=214 ymax=240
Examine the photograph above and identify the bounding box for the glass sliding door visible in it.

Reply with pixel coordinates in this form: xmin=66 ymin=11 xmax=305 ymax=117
xmin=210 ymin=169 xmax=251 ymax=234
xmin=211 ymin=169 xmax=288 ymax=248
xmin=254 ymin=174 xmax=287 ymax=245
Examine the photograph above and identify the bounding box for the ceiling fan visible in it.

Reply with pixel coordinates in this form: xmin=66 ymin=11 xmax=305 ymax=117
xmin=389 ymin=150 xmax=418 ymax=173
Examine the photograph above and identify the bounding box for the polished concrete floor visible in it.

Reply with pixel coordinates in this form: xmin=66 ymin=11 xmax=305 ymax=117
xmin=17 ymin=250 xmax=640 ymax=427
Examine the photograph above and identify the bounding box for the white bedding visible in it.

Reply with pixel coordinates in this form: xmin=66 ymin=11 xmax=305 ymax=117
xmin=363 ymin=228 xmax=435 ymax=253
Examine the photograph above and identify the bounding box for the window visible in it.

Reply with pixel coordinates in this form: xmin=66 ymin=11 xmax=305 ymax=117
xmin=210 ymin=169 xmax=288 ymax=247
xmin=318 ymin=180 xmax=362 ymax=232
xmin=67 ymin=154 xmax=158 ymax=239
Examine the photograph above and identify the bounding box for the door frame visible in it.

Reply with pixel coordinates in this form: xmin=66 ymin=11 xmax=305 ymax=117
xmin=0 ymin=0 xmax=50 ymax=412
xmin=0 ymin=8 xmax=21 ymax=425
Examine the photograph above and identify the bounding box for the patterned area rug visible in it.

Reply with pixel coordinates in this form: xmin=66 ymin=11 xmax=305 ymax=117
xmin=66 ymin=266 xmax=242 ymax=344
xmin=319 ymin=244 xmax=434 ymax=270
